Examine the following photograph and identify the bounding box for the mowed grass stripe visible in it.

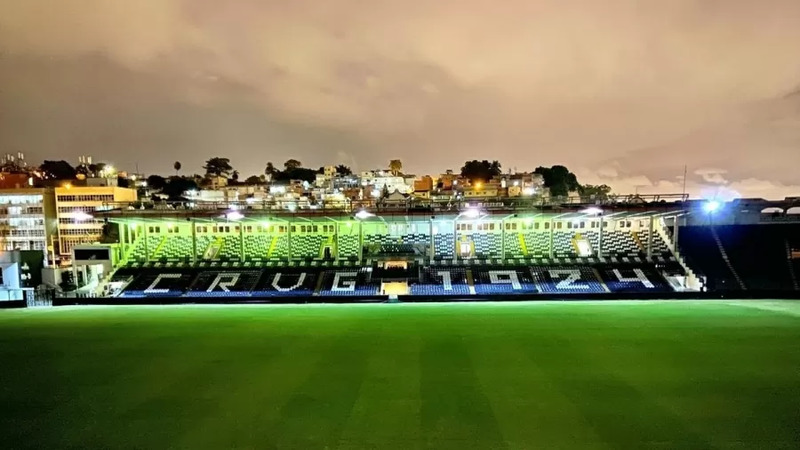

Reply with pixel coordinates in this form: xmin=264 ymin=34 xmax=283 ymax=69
xmin=174 ymin=323 xmax=334 ymax=448
xmin=520 ymin=314 xmax=713 ymax=448
xmin=2 ymin=317 xmax=250 ymax=448
xmin=421 ymin=334 xmax=507 ymax=450
xmin=337 ymin=330 xmax=424 ymax=450
xmin=467 ymin=337 xmax=608 ymax=450
xmin=589 ymin=303 xmax=800 ymax=447
xmin=263 ymin=330 xmax=371 ymax=449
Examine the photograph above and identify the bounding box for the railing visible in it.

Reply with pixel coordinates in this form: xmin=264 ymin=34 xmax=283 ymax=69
xmin=96 ymin=193 xmax=690 ymax=218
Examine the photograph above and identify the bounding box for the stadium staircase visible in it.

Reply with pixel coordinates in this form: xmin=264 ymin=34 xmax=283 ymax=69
xmin=267 ymin=236 xmax=279 ymax=258
xmin=203 ymin=237 xmax=223 ymax=260
xmin=710 ymin=227 xmax=746 ymax=290
xmin=655 ymin=222 xmax=701 ymax=290
xmin=631 ymin=231 xmax=644 ymax=252
xmin=785 ymin=240 xmax=799 ymax=291
xmin=151 ymin=237 xmax=167 ymax=258
xmin=518 ymin=234 xmax=528 ymax=256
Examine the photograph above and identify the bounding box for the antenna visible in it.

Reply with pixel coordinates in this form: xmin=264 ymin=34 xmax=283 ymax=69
xmin=682 ymin=165 xmax=688 ymax=200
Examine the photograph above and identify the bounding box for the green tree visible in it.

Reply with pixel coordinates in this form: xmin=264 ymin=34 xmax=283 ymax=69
xmin=203 ymin=157 xmax=233 ymax=178
xmin=284 ymin=159 xmax=302 ymax=171
xmin=146 ymin=174 xmax=167 ymax=191
xmin=460 ymin=160 xmax=502 ymax=183
xmin=389 ymin=159 xmax=403 ymax=175
xmin=245 ymin=175 xmax=262 ymax=185
xmin=40 ymin=160 xmax=77 ymax=180
xmin=578 ymin=184 xmax=612 ymax=202
xmin=534 ymin=165 xmax=580 ymax=197
xmin=174 ymin=161 xmax=182 ymax=176
xmin=335 ymin=164 xmax=353 ymax=176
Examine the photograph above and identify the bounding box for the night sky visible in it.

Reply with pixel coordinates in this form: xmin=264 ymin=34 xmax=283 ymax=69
xmin=1 ymin=1 xmax=799 ymax=199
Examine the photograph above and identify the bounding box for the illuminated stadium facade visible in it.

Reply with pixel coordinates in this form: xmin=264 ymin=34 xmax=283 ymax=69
xmin=79 ymin=201 xmax=698 ymax=300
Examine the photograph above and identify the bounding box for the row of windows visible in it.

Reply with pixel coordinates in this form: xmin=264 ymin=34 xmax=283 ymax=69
xmin=1 ymin=241 xmax=46 ymax=251
xmin=57 ymin=206 xmax=98 ymax=214
xmin=57 ymin=195 xmax=114 ymax=202
xmin=59 ymin=229 xmax=101 ymax=236
xmin=0 ymin=230 xmax=45 ymax=237
xmin=0 ymin=207 xmax=44 ymax=215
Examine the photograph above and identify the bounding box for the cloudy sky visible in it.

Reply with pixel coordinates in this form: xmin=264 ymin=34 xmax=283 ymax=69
xmin=1 ymin=0 xmax=799 ymax=199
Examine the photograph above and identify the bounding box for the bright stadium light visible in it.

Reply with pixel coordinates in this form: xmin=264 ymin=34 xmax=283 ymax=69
xmin=581 ymin=207 xmax=603 ymax=215
xmin=225 ymin=211 xmax=244 ymax=221
xmin=703 ymin=200 xmax=721 ymax=213
xmin=355 ymin=210 xmax=374 ymax=220
xmin=73 ymin=211 xmax=93 ymax=222
xmin=462 ymin=207 xmax=481 ymax=219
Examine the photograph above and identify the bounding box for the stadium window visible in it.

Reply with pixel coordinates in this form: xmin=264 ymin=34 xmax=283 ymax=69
xmin=581 ymin=222 xmax=586 ymax=228
xmin=626 ymin=221 xmax=632 ymax=227
xmin=313 ymin=225 xmax=318 ymax=232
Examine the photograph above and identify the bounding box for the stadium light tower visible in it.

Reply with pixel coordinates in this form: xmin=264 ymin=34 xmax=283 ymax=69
xmin=355 ymin=209 xmax=374 ymax=220
xmin=225 ymin=211 xmax=244 ymax=221
xmin=461 ymin=207 xmax=482 ymax=219
xmin=581 ymin=206 xmax=603 ymax=216
xmin=703 ymin=200 xmax=721 ymax=214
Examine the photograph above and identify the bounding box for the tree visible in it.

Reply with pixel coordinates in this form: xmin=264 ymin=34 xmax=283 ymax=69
xmin=335 ymin=165 xmax=352 ymax=176
xmin=203 ymin=157 xmax=233 ymax=178
xmin=244 ymin=175 xmax=262 ymax=185
xmin=284 ymin=159 xmax=302 ymax=171
xmin=534 ymin=165 xmax=580 ymax=198
xmin=460 ymin=160 xmax=502 ymax=183
xmin=146 ymin=174 xmax=167 ymax=191
xmin=162 ymin=176 xmax=198 ymax=200
xmin=389 ymin=159 xmax=402 ymax=175
xmin=578 ymin=184 xmax=612 ymax=202
xmin=231 ymin=170 xmax=240 ymax=182
xmin=117 ymin=177 xmax=131 ymax=188
xmin=174 ymin=161 xmax=182 ymax=176
xmin=39 ymin=160 xmax=77 ymax=180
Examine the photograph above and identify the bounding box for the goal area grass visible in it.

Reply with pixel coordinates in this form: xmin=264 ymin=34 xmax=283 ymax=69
xmin=2 ymin=300 xmax=800 ymax=449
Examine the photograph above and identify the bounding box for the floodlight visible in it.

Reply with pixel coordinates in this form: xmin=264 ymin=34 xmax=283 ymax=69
xmin=73 ymin=211 xmax=93 ymax=221
xmin=462 ymin=208 xmax=481 ymax=219
xmin=225 ymin=211 xmax=244 ymax=221
xmin=355 ymin=210 xmax=374 ymax=220
xmin=581 ymin=207 xmax=603 ymax=215
xmin=703 ymin=200 xmax=721 ymax=213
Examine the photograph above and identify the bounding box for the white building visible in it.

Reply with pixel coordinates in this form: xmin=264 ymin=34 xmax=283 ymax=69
xmin=0 ymin=188 xmax=57 ymax=263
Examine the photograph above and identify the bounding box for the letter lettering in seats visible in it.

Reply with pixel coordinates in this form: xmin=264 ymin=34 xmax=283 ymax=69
xmin=207 ymin=273 xmax=240 ymax=292
xmin=145 ymin=273 xmax=182 ymax=294
xmin=613 ymin=268 xmax=655 ymax=288
xmin=489 ymin=270 xmax=521 ymax=290
xmin=436 ymin=271 xmax=453 ymax=290
xmin=332 ymin=272 xmax=357 ymax=291
xmin=548 ymin=269 xmax=588 ymax=290
xmin=271 ymin=273 xmax=306 ymax=292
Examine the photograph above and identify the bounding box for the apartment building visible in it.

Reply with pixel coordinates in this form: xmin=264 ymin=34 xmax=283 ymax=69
xmin=0 ymin=188 xmax=58 ymax=263
xmin=55 ymin=185 xmax=137 ymax=262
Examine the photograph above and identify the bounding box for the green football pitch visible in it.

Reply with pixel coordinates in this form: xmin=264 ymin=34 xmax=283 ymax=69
xmin=2 ymin=301 xmax=800 ymax=449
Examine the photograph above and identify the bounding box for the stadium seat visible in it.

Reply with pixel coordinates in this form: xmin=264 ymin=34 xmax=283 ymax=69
xmin=410 ymin=267 xmax=470 ymax=295
xmin=472 ymin=267 xmax=537 ymax=294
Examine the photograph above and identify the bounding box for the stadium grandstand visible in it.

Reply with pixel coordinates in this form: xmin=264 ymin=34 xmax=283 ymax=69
xmin=77 ymin=202 xmax=695 ymax=300
xmin=53 ymin=196 xmax=798 ymax=302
